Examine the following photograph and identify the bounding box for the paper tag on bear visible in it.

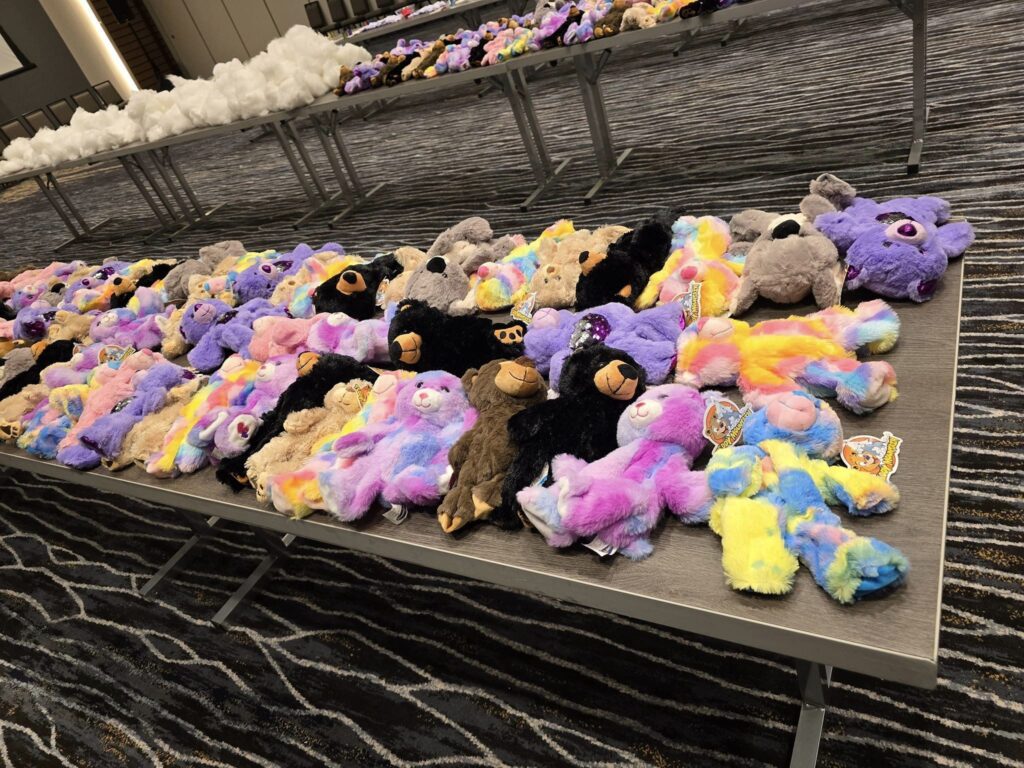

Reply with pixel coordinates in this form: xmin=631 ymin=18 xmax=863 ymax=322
xmin=703 ymin=398 xmax=751 ymax=452
xmin=382 ymin=504 xmax=409 ymax=524
xmin=672 ymin=282 xmax=703 ymax=326
xmin=841 ymin=432 xmax=903 ymax=481
xmin=581 ymin=536 xmax=618 ymax=558
xmin=511 ymin=292 xmax=537 ymax=325
xmin=376 ymin=278 xmax=390 ymax=310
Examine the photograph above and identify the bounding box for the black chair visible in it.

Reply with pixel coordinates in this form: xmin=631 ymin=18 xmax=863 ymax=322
xmin=376 ymin=0 xmax=396 ymax=9
xmin=327 ymin=0 xmax=354 ymax=26
xmin=70 ymin=90 xmax=103 ymax=113
xmin=0 ymin=119 xmax=32 ymax=144
xmin=349 ymin=0 xmax=371 ymax=18
xmin=47 ymin=99 xmax=77 ymax=126
xmin=93 ymin=80 xmax=124 ymax=107
xmin=23 ymin=109 xmax=57 ymax=134
xmin=305 ymin=1 xmax=329 ymax=29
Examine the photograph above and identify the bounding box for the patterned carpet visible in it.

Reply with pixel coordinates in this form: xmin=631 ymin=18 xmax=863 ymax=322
xmin=1 ymin=0 xmax=1023 ymax=765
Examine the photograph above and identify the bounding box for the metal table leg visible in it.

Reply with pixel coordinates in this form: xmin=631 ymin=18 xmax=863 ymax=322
xmin=789 ymin=660 xmax=831 ymax=768
xmin=270 ymin=120 xmax=324 ymax=221
xmin=33 ymin=173 xmax=115 ymax=253
xmin=139 ymin=515 xmax=221 ymax=596
xmin=573 ymin=51 xmax=633 ymax=204
xmin=162 ymin=147 xmax=226 ymax=223
xmin=907 ymin=0 xmax=928 ymax=174
xmin=146 ymin=150 xmax=197 ymax=224
xmin=211 ymin=531 xmax=295 ymax=628
xmin=494 ymin=69 xmax=570 ymax=211
xmin=323 ymin=111 xmax=385 ymax=226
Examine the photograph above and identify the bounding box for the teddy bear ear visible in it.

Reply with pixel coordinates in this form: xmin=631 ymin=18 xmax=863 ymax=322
xmin=460 ymin=368 xmax=478 ymax=390
xmin=729 ymin=210 xmax=776 ymax=241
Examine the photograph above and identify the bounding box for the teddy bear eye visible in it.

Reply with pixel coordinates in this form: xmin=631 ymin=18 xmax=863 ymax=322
xmin=441 ymin=386 xmax=449 ymax=393
xmin=416 ymin=382 xmax=423 ymax=388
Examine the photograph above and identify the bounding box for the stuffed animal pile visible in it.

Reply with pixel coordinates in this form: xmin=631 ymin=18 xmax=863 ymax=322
xmin=0 ymin=178 xmax=972 ymax=605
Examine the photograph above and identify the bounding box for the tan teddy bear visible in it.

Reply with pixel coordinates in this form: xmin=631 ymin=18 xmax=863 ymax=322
xmin=527 ymin=225 xmax=630 ymax=309
xmin=106 ymin=374 xmax=206 ymax=470
xmin=382 ymin=246 xmax=428 ymax=306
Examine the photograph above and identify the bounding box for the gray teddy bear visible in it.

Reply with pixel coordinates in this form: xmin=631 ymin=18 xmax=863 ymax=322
xmin=729 ymin=175 xmax=856 ymax=316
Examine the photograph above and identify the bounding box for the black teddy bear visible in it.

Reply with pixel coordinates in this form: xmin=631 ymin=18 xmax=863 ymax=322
xmin=494 ymin=343 xmax=647 ymax=529
xmin=387 ymin=299 xmax=526 ymax=376
xmin=574 ymin=211 xmax=675 ymax=310
xmin=312 ymin=254 xmax=403 ymax=320
xmin=0 ymin=339 xmax=76 ymax=401
xmin=216 ymin=352 xmax=378 ymax=490
xmin=109 ymin=261 xmax=178 ymax=309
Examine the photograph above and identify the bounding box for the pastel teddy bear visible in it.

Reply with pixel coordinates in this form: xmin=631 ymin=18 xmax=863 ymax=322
xmin=187 ymin=298 xmax=289 ymax=373
xmin=268 ymin=371 xmax=414 ymax=518
xmin=215 ymin=352 xmax=377 ymax=489
xmin=107 ymin=373 xmax=206 ymax=470
xmin=11 ymin=303 xmax=59 ymax=342
xmin=245 ymin=378 xmax=373 ymax=501
xmin=676 ymin=299 xmax=900 ymax=414
xmin=87 ymin=287 xmax=172 ymax=350
xmin=318 ymin=370 xmax=476 ymax=522
xmin=500 ymin=343 xmax=647 ymax=528
xmin=524 ymin=301 xmax=684 ymax=390
xmin=3 ymin=260 xmax=85 ymax=312
xmin=64 ymin=362 xmax=195 ymax=469
xmin=636 ymin=215 xmax=740 ymax=319
xmin=306 ymin=312 xmax=390 ymax=364
xmin=707 ymin=391 xmax=908 ymax=603
xmin=381 ymin=246 xmax=428 ymax=305
xmin=0 ymin=339 xmax=76 ymax=403
xmin=517 ymin=384 xmax=712 ymax=560
xmin=55 ymin=349 xmax=165 ymax=467
xmin=728 ymin=175 xmax=855 ymax=315
xmin=248 ymin=314 xmax=320 ymax=361
xmin=437 ymin=357 xmax=548 ymax=534
xmin=272 ymin=251 xmax=361 ymax=320
xmin=525 ymin=224 xmax=629 ymax=310
xmin=812 ymin=174 xmax=975 ymax=302
xmin=162 ymin=240 xmax=247 ymax=303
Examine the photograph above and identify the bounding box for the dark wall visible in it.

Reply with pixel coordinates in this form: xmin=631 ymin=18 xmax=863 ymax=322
xmin=0 ymin=1 xmax=90 ymax=124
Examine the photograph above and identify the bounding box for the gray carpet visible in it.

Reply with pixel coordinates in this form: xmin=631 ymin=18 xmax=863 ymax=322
xmin=1 ymin=0 xmax=1023 ymax=765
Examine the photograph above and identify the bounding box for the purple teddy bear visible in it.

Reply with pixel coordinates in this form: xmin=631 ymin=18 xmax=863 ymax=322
xmin=233 ymin=243 xmax=346 ymax=304
xmin=88 ymin=287 xmax=172 ymax=350
xmin=524 ymin=301 xmax=684 ymax=391
xmin=12 ymin=303 xmax=58 ymax=341
xmin=814 ymin=175 xmax=975 ymax=302
xmin=180 ymin=298 xmax=234 ymax=347
xmin=187 ymin=298 xmax=289 ymax=373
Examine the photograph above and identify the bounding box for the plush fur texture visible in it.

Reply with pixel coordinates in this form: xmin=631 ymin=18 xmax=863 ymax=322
xmin=461 ymin=221 xmax=565 ymax=313
xmin=216 ymin=353 xmax=378 ymax=489
xmin=162 ymin=241 xmax=246 ymax=303
xmin=676 ymin=299 xmax=900 ymax=414
xmin=517 ymin=384 xmax=712 ymax=559
xmin=707 ymin=391 xmax=908 ymax=603
xmin=312 ymin=254 xmax=403 ymax=319
xmin=524 ymin=301 xmax=683 ymax=390
xmin=526 ymin=224 xmax=629 ymax=309
xmin=87 ymin=288 xmax=172 ymax=350
xmin=178 ymin=298 xmax=234 ymax=348
xmin=575 ymin=212 xmax=674 ymax=309
xmin=187 ymin=298 xmax=289 ymax=373
xmin=0 ymin=348 xmax=35 ymax=391
xmin=813 ymin=174 xmax=975 ymax=302
xmin=437 ymin=357 xmax=548 ymax=533
xmin=387 ymin=299 xmax=526 ymax=376
xmin=248 ymin=315 xmax=320 ymax=361
xmin=46 ymin=310 xmax=95 ymax=345
xmin=500 ymin=343 xmax=647 ymax=529
xmin=318 ymin=370 xmax=476 ymax=521
xmin=107 ymin=374 xmax=205 ymax=470
xmin=0 ymin=339 xmax=76 ymax=401
xmin=306 ymin=312 xmax=390 ymax=364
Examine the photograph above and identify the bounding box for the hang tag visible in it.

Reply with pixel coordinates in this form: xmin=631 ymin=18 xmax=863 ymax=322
xmin=841 ymin=431 xmax=903 ymax=481
xmin=581 ymin=536 xmax=618 ymax=558
xmin=382 ymin=504 xmax=409 ymax=524
xmin=673 ymin=281 xmax=703 ymax=326
xmin=511 ymin=292 xmax=537 ymax=325
xmin=376 ymin=278 xmax=390 ymax=310
xmin=703 ymin=397 xmax=751 ymax=451
xmin=519 ymin=504 xmax=558 ymax=541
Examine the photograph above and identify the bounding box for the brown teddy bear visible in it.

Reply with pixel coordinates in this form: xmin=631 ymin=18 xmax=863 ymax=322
xmin=528 ymin=225 xmax=630 ymax=309
xmin=245 ymin=377 xmax=373 ymax=501
xmin=437 ymin=357 xmax=548 ymax=533
xmin=47 ymin=310 xmax=94 ymax=343
xmin=594 ymin=0 xmax=629 ymax=37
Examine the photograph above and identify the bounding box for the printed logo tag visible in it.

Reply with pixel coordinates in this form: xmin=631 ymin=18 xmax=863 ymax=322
xmin=703 ymin=398 xmax=751 ymax=452
xmin=581 ymin=536 xmax=618 ymax=558
xmin=382 ymin=504 xmax=408 ymax=524
xmin=673 ymin=282 xmax=703 ymax=326
xmin=511 ymin=292 xmax=537 ymax=325
xmin=841 ymin=432 xmax=903 ymax=481
xmin=376 ymin=278 xmax=390 ymax=310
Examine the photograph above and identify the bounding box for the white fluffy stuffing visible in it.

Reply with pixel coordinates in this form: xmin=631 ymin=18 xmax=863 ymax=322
xmin=0 ymin=26 xmax=368 ymax=176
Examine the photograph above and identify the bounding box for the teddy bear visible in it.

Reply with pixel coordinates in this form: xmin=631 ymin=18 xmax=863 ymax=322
xmin=523 ymin=223 xmax=629 ymax=310
xmin=380 ymin=246 xmax=428 ymax=306
xmin=463 ymin=221 xmax=567 ymax=313
xmin=247 ymin=314 xmax=320 ymax=361
xmin=499 ymin=343 xmax=647 ymax=529
xmin=706 ymin=391 xmax=908 ymax=603
xmin=812 ymin=175 xmax=975 ymax=302
xmin=338 ymin=61 xmax=382 ymax=95
xmin=524 ymin=301 xmax=683 ymax=390
xmin=306 ymin=311 xmax=390 ymax=364
xmin=187 ymin=298 xmax=289 ymax=373
xmin=593 ymin=0 xmax=629 ymax=37
xmin=106 ymin=373 xmax=206 ymax=470
xmin=55 ymin=349 xmax=166 ymax=467
xmin=162 ymin=240 xmax=247 ymax=303
xmin=388 ymin=299 xmax=526 ymax=376
xmin=46 ymin=310 xmax=95 ymax=344
xmin=87 ymin=287 xmax=172 ymax=351
xmin=215 ymin=352 xmax=378 ymax=489
xmin=676 ymin=299 xmax=900 ymax=414
xmin=146 ymin=355 xmax=264 ymax=477
xmin=401 ymin=39 xmax=447 ymax=81
xmin=517 ymin=383 xmax=712 ymax=559
xmin=317 ymin=370 xmax=476 ymax=522
xmin=0 ymin=347 xmax=35 ymax=393
xmin=575 ymin=212 xmax=675 ymax=310
xmin=635 ymin=215 xmax=740 ymax=318
xmin=245 ymin=377 xmax=373 ymax=502
xmin=437 ymin=357 xmax=548 ymax=534
xmin=312 ymin=253 xmax=403 ymax=320
xmin=63 ymin=362 xmax=195 ymax=469
xmin=728 ymin=175 xmax=856 ymax=315
xmin=11 ymin=304 xmax=60 ymax=342
xmin=268 ymin=371 xmax=414 ymax=518
xmin=620 ymin=2 xmax=656 ymax=30
xmin=1 ymin=260 xmax=84 ymax=309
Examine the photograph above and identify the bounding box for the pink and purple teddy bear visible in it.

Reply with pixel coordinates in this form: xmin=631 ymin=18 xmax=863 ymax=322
xmin=186 ymin=298 xmax=289 ymax=372
xmin=88 ymin=287 xmax=172 ymax=350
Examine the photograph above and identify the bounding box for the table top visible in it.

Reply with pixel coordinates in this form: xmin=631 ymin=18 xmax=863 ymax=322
xmin=0 ymin=259 xmax=961 ymax=688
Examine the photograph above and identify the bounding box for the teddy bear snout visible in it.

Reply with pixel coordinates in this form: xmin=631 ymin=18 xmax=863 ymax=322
xmin=765 ymin=393 xmax=817 ymax=431
xmin=771 ymin=219 xmax=802 ymax=239
xmin=426 ymin=257 xmax=447 ymax=274
xmin=413 ymin=388 xmax=441 ymax=411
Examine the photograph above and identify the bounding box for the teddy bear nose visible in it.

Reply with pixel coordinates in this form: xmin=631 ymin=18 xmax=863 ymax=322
xmin=342 ymin=271 xmax=358 ymax=284
xmin=771 ymin=219 xmax=801 ymax=239
xmin=426 ymin=257 xmax=446 ymax=274
xmin=578 ymin=250 xmax=590 ymax=264
xmin=618 ymin=363 xmax=639 ymax=380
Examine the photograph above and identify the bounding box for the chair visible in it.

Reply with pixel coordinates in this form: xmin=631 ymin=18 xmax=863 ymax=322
xmin=93 ymin=80 xmax=124 ymax=107
xmin=0 ymin=119 xmax=32 ymax=144
xmin=327 ymin=0 xmax=354 ymax=25
xmin=70 ymin=90 xmax=103 ymax=113
xmin=349 ymin=0 xmax=371 ymax=18
xmin=305 ymin=1 xmax=328 ymax=29
xmin=376 ymin=0 xmax=396 ymax=8
xmin=23 ymin=109 xmax=56 ymax=134
xmin=47 ymin=99 xmax=77 ymax=126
